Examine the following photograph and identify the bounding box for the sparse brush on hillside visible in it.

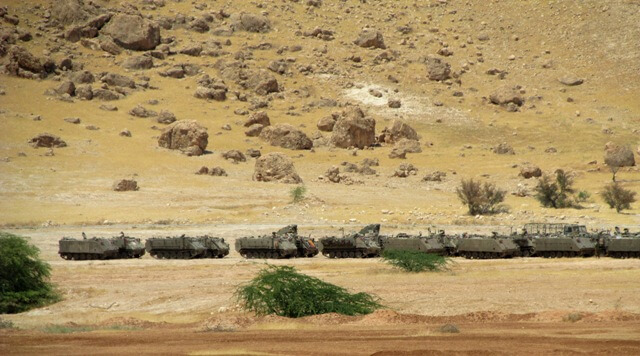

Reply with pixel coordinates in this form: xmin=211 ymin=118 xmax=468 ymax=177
xmin=382 ymin=250 xmax=451 ymax=273
xmin=290 ymin=185 xmax=307 ymax=203
xmin=234 ymin=265 xmax=382 ymax=318
xmin=601 ymin=183 xmax=637 ymax=213
xmin=0 ymin=232 xmax=60 ymax=314
xmin=456 ymin=179 xmax=507 ymax=215
xmin=534 ymin=169 xmax=581 ymax=209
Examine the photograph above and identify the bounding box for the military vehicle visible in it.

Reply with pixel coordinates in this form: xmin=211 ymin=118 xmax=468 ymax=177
xmin=603 ymin=235 xmax=640 ymax=258
xmin=457 ymin=233 xmax=521 ymax=259
xmin=59 ymin=233 xmax=120 ymax=260
xmin=110 ymin=232 xmax=146 ymax=258
xmin=235 ymin=232 xmax=298 ymax=259
xmin=511 ymin=234 xmax=534 ymax=257
xmin=197 ymin=236 xmax=230 ymax=258
xmin=319 ymin=225 xmax=382 ymax=258
xmin=145 ymin=235 xmax=207 ymax=259
xmin=382 ymin=233 xmax=448 ymax=255
xmin=275 ymin=224 xmax=319 ymax=258
xmin=524 ymin=223 xmax=596 ymax=257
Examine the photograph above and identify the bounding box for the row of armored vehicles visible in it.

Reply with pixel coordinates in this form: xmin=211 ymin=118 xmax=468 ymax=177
xmin=58 ymin=223 xmax=640 ymax=261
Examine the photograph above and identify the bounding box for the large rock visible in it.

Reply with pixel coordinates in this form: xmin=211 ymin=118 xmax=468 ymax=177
xmin=259 ymin=124 xmax=313 ymax=150
xmin=380 ymin=120 xmax=418 ymax=144
xmin=101 ymin=14 xmax=160 ymax=51
xmin=604 ymin=142 xmax=635 ymax=168
xmin=425 ymin=56 xmax=451 ymax=81
xmin=246 ymin=70 xmax=279 ymax=95
xmin=158 ymin=120 xmax=208 ymax=156
xmin=330 ymin=106 xmax=376 ymax=149
xmin=317 ymin=115 xmax=337 ymax=132
xmin=353 ymin=29 xmax=386 ymax=49
xmin=122 ymin=55 xmax=153 ymax=70
xmin=244 ymin=111 xmax=271 ymax=127
xmin=29 ymin=133 xmax=67 ymax=148
xmin=393 ymin=139 xmax=422 ymax=154
xmin=490 ymin=85 xmax=524 ymax=106
xmin=253 ymin=152 xmax=302 ymax=184
xmin=50 ymin=0 xmax=93 ymax=25
xmin=5 ymin=46 xmax=49 ymax=78
xmin=230 ymin=13 xmax=271 ymax=33
xmin=101 ymin=72 xmax=135 ymax=88
xmin=520 ymin=165 xmax=542 ymax=179
xmin=113 ymin=179 xmax=138 ymax=192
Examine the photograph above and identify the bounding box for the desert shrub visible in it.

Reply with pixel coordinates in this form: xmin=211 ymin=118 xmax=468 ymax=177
xmin=0 ymin=318 xmax=15 ymax=329
xmin=235 ymin=265 xmax=382 ymax=318
xmin=456 ymin=179 xmax=507 ymax=215
xmin=0 ymin=232 xmax=60 ymax=314
xmin=601 ymin=183 xmax=637 ymax=213
xmin=289 ymin=185 xmax=307 ymax=203
xmin=576 ymin=190 xmax=591 ymax=203
xmin=563 ymin=313 xmax=583 ymax=323
xmin=438 ymin=324 xmax=460 ymax=333
xmin=381 ymin=250 xmax=450 ymax=273
xmin=534 ymin=169 xmax=577 ymax=208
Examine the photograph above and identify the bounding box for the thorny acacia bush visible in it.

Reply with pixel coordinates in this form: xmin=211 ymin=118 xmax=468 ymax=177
xmin=289 ymin=185 xmax=307 ymax=203
xmin=234 ymin=265 xmax=382 ymax=318
xmin=534 ymin=169 xmax=578 ymax=208
xmin=601 ymin=183 xmax=637 ymax=213
xmin=382 ymin=249 xmax=451 ymax=273
xmin=456 ymin=179 xmax=507 ymax=215
xmin=0 ymin=232 xmax=60 ymax=313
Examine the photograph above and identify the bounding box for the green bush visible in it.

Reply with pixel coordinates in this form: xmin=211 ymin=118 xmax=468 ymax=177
xmin=381 ymin=249 xmax=451 ymax=273
xmin=0 ymin=232 xmax=60 ymax=314
xmin=456 ymin=179 xmax=507 ymax=215
xmin=290 ymin=185 xmax=307 ymax=203
xmin=235 ymin=265 xmax=382 ymax=318
xmin=601 ymin=183 xmax=637 ymax=213
xmin=0 ymin=318 xmax=15 ymax=329
xmin=534 ymin=169 xmax=577 ymax=208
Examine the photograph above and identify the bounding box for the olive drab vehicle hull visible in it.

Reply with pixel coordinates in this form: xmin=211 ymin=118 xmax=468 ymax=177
xmin=235 ymin=236 xmax=297 ymax=259
xmin=197 ymin=236 xmax=230 ymax=258
xmin=532 ymin=237 xmax=596 ymax=257
xmin=320 ymin=224 xmax=383 ymax=258
xmin=145 ymin=236 xmax=207 ymax=259
xmin=457 ymin=236 xmax=520 ymax=259
xmin=604 ymin=238 xmax=640 ymax=258
xmin=59 ymin=233 xmax=120 ymax=260
xmin=275 ymin=224 xmax=319 ymax=257
xmin=382 ymin=234 xmax=448 ymax=255
xmin=110 ymin=232 xmax=146 ymax=258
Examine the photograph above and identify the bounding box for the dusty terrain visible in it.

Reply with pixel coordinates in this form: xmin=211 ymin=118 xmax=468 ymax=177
xmin=1 ymin=0 xmax=640 ymax=353
xmin=2 ymin=225 xmax=640 ymax=354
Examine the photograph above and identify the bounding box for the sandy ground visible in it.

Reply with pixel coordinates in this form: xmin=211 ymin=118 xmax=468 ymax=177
xmin=1 ymin=224 xmax=640 ymax=354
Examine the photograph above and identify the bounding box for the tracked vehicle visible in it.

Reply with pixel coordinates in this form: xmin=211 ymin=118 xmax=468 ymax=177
xmin=456 ymin=233 xmax=521 ymax=259
xmin=524 ymin=223 xmax=596 ymax=257
xmin=110 ymin=232 xmax=146 ymax=258
xmin=235 ymin=232 xmax=297 ymax=259
xmin=319 ymin=225 xmax=381 ymax=258
xmin=59 ymin=233 xmax=119 ymax=260
xmin=197 ymin=236 xmax=230 ymax=258
xmin=603 ymin=236 xmax=640 ymax=258
xmin=275 ymin=224 xmax=319 ymax=258
xmin=382 ymin=233 xmax=449 ymax=255
xmin=145 ymin=235 xmax=207 ymax=259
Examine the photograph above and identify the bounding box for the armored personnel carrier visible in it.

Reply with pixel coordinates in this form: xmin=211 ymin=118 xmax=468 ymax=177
xmin=235 ymin=232 xmax=298 ymax=259
xmin=382 ymin=232 xmax=448 ymax=255
xmin=457 ymin=233 xmax=521 ymax=259
xmin=145 ymin=235 xmax=207 ymax=259
xmin=319 ymin=225 xmax=382 ymax=258
xmin=524 ymin=223 xmax=596 ymax=257
xmin=603 ymin=234 xmax=640 ymax=258
xmin=59 ymin=233 xmax=119 ymax=260
xmin=110 ymin=232 xmax=145 ymax=258
xmin=275 ymin=224 xmax=319 ymax=258
xmin=197 ymin=236 xmax=230 ymax=258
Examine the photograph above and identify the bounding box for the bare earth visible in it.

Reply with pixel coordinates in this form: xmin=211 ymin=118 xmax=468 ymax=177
xmin=1 ymin=225 xmax=640 ymax=355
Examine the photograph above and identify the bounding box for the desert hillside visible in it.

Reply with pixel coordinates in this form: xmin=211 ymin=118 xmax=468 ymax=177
xmin=0 ymin=0 xmax=639 ymax=229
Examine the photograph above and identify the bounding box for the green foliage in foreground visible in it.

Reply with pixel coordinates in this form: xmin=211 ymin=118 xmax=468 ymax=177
xmin=290 ymin=185 xmax=307 ymax=203
xmin=235 ymin=265 xmax=382 ymax=318
xmin=0 ymin=318 xmax=15 ymax=329
xmin=382 ymin=249 xmax=451 ymax=273
xmin=0 ymin=232 xmax=60 ymax=314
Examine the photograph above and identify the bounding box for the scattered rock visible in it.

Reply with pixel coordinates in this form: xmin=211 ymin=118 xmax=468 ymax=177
xmin=520 ymin=165 xmax=542 ymax=179
xmin=101 ymin=14 xmax=161 ymax=51
xmin=99 ymin=104 xmax=118 ymax=111
xmin=253 ymin=152 xmax=302 ymax=184
xmin=230 ymin=13 xmax=271 ymax=33
xmin=438 ymin=324 xmax=460 ymax=334
xmin=71 ymin=70 xmax=95 ymax=84
xmin=122 ymin=55 xmax=153 ymax=70
xmin=113 ymin=179 xmax=139 ymax=192
xmin=425 ymin=56 xmax=451 ymax=81
xmin=393 ymin=163 xmax=418 ymax=178
xmin=55 ymin=81 xmax=76 ymax=96
xmin=604 ymin=142 xmax=635 ymax=168
xmin=129 ymin=105 xmax=157 ymax=118
xmin=75 ymin=85 xmax=93 ymax=100
xmin=222 ymin=150 xmax=246 ymax=163
xmin=317 ymin=115 xmax=337 ymax=132
xmin=157 ymin=110 xmax=176 ymax=124
xmin=246 ymin=148 xmax=261 ymax=158
xmin=493 ymin=143 xmax=515 ymax=155
xmin=29 ymin=133 xmax=67 ymax=148
xmin=388 ymin=148 xmax=406 ymax=159
xmin=379 ymin=120 xmax=418 ymax=144
xmin=64 ymin=117 xmax=81 ymax=124
xmin=209 ymin=167 xmax=227 ymax=176
xmin=388 ymin=99 xmax=401 ymax=108
xmin=559 ymin=76 xmax=584 ymax=86
xmin=245 ymin=124 xmax=265 ymax=137
xmin=119 ymin=129 xmax=132 ymax=137
xmin=259 ymin=124 xmax=313 ymax=150
xmin=244 ymin=111 xmax=271 ymax=127
xmin=490 ymin=85 xmax=524 ymax=107
xmin=353 ymin=29 xmax=386 ymax=49
xmin=330 ymin=106 xmax=376 ymax=149
xmin=158 ymin=120 xmax=208 ymax=156
xmin=393 ymin=139 xmax=422 ymax=153
xmin=422 ymin=171 xmax=446 ymax=182
xmin=324 ymin=166 xmax=342 ymax=183
xmin=6 ymin=46 xmax=49 ymax=78
xmin=101 ymin=73 xmax=135 ymax=88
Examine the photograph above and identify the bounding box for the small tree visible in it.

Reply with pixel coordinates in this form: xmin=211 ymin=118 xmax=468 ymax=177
xmin=601 ymin=183 xmax=637 ymax=213
xmin=290 ymin=185 xmax=307 ymax=203
xmin=534 ymin=169 xmax=576 ymax=208
xmin=456 ymin=179 xmax=507 ymax=215
xmin=0 ymin=232 xmax=60 ymax=313
xmin=381 ymin=250 xmax=450 ymax=272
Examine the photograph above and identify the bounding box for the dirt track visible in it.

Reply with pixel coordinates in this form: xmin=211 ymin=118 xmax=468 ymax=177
xmin=2 ymin=225 xmax=640 ymax=354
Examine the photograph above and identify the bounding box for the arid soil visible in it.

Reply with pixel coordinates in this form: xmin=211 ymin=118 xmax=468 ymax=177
xmin=2 ymin=225 xmax=640 ymax=354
